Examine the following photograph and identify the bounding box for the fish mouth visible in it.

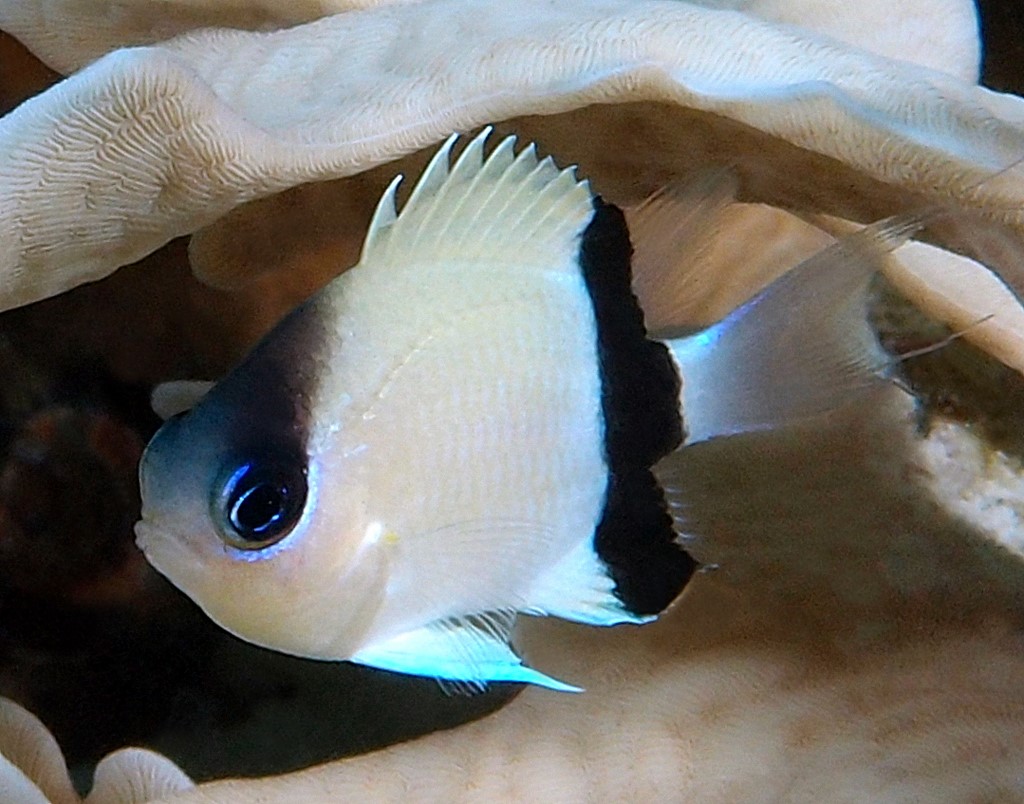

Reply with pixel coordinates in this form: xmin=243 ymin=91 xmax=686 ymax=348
xmin=133 ymin=517 xmax=203 ymax=594
xmin=133 ymin=518 xmax=158 ymax=551
xmin=133 ymin=517 xmax=182 ymax=565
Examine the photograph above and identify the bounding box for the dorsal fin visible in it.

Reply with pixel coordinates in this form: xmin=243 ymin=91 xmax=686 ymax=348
xmin=627 ymin=172 xmax=843 ymax=333
xmin=359 ymin=128 xmax=594 ymax=270
xmin=626 ymin=169 xmax=739 ymax=331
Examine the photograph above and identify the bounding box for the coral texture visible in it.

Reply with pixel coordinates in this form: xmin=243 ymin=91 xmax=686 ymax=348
xmin=1 ymin=0 xmax=1023 ymax=801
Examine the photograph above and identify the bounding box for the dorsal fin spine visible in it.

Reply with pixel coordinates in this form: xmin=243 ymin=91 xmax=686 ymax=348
xmin=357 ymin=129 xmax=593 ymax=271
xmin=432 ymin=131 xmax=497 ymax=252
xmin=414 ymin=129 xmax=491 ymax=253
xmin=361 ymin=174 xmax=402 ymax=259
xmin=402 ymin=132 xmax=458 ymax=214
xmin=388 ymin=133 xmax=458 ymax=261
xmin=478 ymin=157 xmax=572 ymax=252
xmin=470 ymin=146 xmax=545 ymax=247
xmin=524 ymin=170 xmax=589 ymax=242
xmin=445 ymin=133 xmax=517 ymax=254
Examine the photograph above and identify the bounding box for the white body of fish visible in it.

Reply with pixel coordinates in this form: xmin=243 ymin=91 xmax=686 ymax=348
xmin=136 ymin=128 xmax=910 ymax=690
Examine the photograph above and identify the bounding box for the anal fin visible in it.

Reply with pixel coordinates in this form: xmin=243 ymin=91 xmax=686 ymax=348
xmin=350 ymin=615 xmax=581 ymax=693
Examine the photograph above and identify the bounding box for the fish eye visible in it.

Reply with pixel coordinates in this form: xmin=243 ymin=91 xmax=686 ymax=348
xmin=212 ymin=455 xmax=308 ymax=550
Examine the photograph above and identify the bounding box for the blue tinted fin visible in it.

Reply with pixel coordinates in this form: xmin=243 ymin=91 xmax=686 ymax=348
xmin=350 ymin=614 xmax=581 ymax=693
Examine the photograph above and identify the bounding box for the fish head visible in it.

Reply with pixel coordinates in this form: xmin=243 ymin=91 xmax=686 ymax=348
xmin=135 ymin=300 xmax=388 ymax=661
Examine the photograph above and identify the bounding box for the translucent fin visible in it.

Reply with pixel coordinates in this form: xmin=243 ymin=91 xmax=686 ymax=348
xmin=668 ymin=215 xmax=924 ymax=444
xmin=625 ymin=170 xmax=739 ymax=331
xmin=150 ymin=380 xmax=214 ymax=420
xmin=358 ymin=128 xmax=594 ymax=271
xmin=350 ymin=615 xmax=581 ymax=693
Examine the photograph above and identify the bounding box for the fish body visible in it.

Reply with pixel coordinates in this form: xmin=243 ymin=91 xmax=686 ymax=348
xmin=136 ymin=129 xmax=904 ymax=690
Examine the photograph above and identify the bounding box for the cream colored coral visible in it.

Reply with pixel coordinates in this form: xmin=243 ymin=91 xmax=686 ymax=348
xmin=2 ymin=0 xmax=1024 ymax=376
xmin=0 ymin=0 xmax=980 ymax=80
xmin=0 ymin=699 xmax=193 ymax=804
xmin=0 ymin=0 xmax=415 ymax=74
xmin=2 ymin=0 xmax=1024 ymax=801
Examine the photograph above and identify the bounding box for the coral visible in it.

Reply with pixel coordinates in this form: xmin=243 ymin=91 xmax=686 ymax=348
xmin=1 ymin=0 xmax=1024 ymax=801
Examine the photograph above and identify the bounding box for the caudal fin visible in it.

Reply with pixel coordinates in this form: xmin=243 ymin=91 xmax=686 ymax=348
xmin=667 ymin=216 xmax=923 ymax=445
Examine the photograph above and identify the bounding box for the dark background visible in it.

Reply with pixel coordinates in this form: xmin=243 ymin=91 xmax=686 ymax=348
xmin=979 ymin=0 xmax=1024 ymax=93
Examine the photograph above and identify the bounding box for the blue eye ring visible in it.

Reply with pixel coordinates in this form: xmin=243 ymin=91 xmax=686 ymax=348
xmin=212 ymin=454 xmax=308 ymax=550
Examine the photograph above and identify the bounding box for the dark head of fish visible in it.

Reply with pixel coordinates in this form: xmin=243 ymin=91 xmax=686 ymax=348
xmin=138 ymin=294 xmax=328 ymax=560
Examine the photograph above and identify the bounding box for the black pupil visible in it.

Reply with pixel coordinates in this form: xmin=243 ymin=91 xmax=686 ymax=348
xmin=231 ymin=482 xmax=288 ymax=535
xmin=219 ymin=457 xmax=307 ymax=548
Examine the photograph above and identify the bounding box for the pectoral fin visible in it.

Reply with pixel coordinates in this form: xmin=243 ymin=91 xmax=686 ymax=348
xmin=350 ymin=614 xmax=581 ymax=693
xmin=348 ymin=610 xmax=581 ymax=692
xmin=150 ymin=380 xmax=214 ymax=420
